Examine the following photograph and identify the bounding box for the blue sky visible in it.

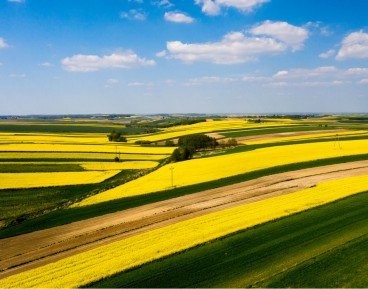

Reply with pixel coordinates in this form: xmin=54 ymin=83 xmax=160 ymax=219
xmin=0 ymin=0 xmax=368 ymax=114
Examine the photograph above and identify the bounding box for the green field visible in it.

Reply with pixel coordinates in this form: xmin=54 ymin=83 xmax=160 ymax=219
xmin=91 ymin=191 xmax=368 ymax=288
xmin=0 ymin=163 xmax=84 ymax=173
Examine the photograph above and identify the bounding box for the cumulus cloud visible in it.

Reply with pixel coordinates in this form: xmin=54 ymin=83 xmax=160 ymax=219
xmin=164 ymin=12 xmax=194 ymax=23
xmin=120 ymin=9 xmax=147 ymax=21
xmin=195 ymin=0 xmax=269 ymax=16
xmin=61 ymin=51 xmax=155 ymax=72
xmin=251 ymin=21 xmax=309 ymax=51
xmin=319 ymin=49 xmax=335 ymax=58
xmin=336 ymin=31 xmax=368 ymax=60
xmin=0 ymin=38 xmax=8 ymax=48
xmin=164 ymin=21 xmax=308 ymax=64
xmin=165 ymin=31 xmax=287 ymax=64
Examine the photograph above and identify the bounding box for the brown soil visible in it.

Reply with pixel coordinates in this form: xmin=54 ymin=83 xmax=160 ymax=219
xmin=1 ymin=160 xmax=368 ymax=279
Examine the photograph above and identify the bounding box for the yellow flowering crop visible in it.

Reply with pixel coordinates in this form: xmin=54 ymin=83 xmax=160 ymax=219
xmin=128 ymin=119 xmax=296 ymax=142
xmin=0 ymin=133 xmax=109 ymax=145
xmin=75 ymin=139 xmax=368 ymax=207
xmin=0 ymin=152 xmax=169 ymax=161
xmin=243 ymin=130 xmax=368 ymax=145
xmin=2 ymin=174 xmax=368 ymax=288
xmin=0 ymin=170 xmax=120 ymax=189
xmin=80 ymin=161 xmax=158 ymax=170
xmin=0 ymin=143 xmax=175 ymax=154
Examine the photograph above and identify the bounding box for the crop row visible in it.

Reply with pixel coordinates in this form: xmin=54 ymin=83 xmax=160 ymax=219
xmin=1 ymin=174 xmax=367 ymax=288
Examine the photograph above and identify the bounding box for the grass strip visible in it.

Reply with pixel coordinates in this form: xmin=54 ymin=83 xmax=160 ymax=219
xmin=0 ymin=163 xmax=84 ymax=173
xmin=91 ymin=191 xmax=368 ymax=288
xmin=1 ymin=153 xmax=368 ymax=239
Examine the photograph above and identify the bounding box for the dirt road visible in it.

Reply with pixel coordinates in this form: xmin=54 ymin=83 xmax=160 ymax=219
xmin=1 ymin=160 xmax=368 ymax=278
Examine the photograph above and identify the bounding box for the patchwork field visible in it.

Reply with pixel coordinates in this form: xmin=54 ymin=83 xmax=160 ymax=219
xmin=0 ymin=115 xmax=367 ymax=288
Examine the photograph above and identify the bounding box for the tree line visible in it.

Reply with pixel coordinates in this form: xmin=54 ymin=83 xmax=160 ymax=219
xmin=171 ymin=134 xmax=237 ymax=162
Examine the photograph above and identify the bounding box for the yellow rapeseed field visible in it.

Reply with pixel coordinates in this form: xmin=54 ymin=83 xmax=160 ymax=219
xmin=0 ymin=152 xmax=169 ymax=160
xmin=243 ymin=130 xmax=368 ymax=145
xmin=0 ymin=132 xmax=109 ymax=144
xmin=75 ymin=139 xmax=368 ymax=207
xmin=79 ymin=161 xmax=158 ymax=170
xmin=0 ymin=170 xmax=120 ymax=189
xmin=0 ymin=143 xmax=175 ymax=154
xmin=129 ymin=119 xmax=296 ymax=142
xmin=2 ymin=174 xmax=368 ymax=288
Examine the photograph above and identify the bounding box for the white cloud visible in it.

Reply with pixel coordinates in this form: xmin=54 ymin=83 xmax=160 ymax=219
xmin=359 ymin=79 xmax=368 ymax=84
xmin=273 ymin=66 xmax=338 ymax=79
xmin=120 ymin=9 xmax=147 ymax=21
xmin=251 ymin=21 xmax=309 ymax=51
xmin=165 ymin=31 xmax=288 ymax=64
xmin=164 ymin=12 xmax=194 ymax=23
xmin=7 ymin=0 xmax=24 ymax=3
xmin=273 ymin=70 xmax=288 ymax=78
xmin=186 ymin=76 xmax=237 ymax=85
xmin=0 ymin=38 xmax=8 ymax=49
xmin=195 ymin=0 xmax=269 ymax=16
xmin=154 ymin=0 xmax=174 ymax=8
xmin=319 ymin=49 xmax=335 ymax=58
xmin=39 ymin=62 xmax=52 ymax=67
xmin=345 ymin=67 xmax=368 ymax=75
xmin=61 ymin=51 xmax=155 ymax=72
xmin=156 ymin=50 xmax=167 ymax=57
xmin=336 ymin=31 xmax=368 ymax=60
xmin=242 ymin=75 xmax=268 ymax=82
xmin=164 ymin=22 xmax=308 ymax=64
xmin=128 ymin=81 xmax=153 ymax=87
xmin=195 ymin=0 xmax=221 ymax=15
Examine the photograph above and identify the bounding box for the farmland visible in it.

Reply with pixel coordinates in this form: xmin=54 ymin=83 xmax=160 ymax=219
xmin=0 ymin=114 xmax=367 ymax=288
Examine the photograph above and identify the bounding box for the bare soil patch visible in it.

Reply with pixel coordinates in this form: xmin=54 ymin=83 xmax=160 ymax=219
xmin=237 ymin=129 xmax=348 ymax=143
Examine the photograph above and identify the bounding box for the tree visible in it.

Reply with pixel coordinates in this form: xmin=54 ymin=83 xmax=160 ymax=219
xmin=178 ymin=134 xmax=218 ymax=150
xmin=107 ymin=131 xmax=127 ymax=142
xmin=171 ymin=146 xmax=194 ymax=162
